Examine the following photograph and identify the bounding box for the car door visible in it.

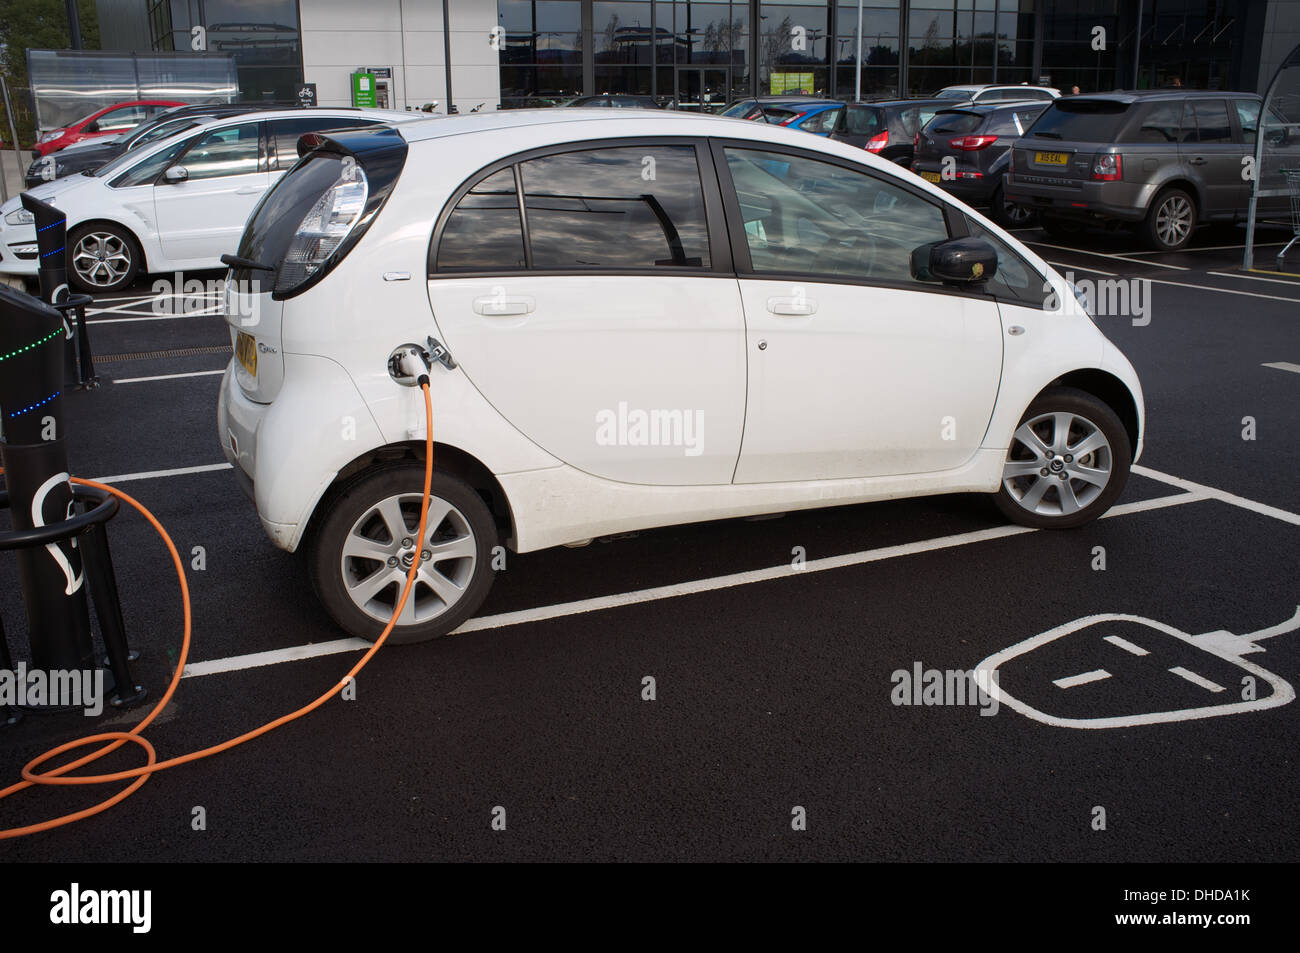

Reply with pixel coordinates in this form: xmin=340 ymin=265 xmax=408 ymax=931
xmin=153 ymin=120 xmax=269 ymax=264
xmin=425 ymin=140 xmax=746 ymax=485
xmin=1181 ymin=98 xmax=1247 ymax=216
xmin=715 ymin=142 xmax=1003 ymax=483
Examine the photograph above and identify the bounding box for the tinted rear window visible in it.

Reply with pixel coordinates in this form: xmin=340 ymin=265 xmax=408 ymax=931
xmin=927 ymin=111 xmax=983 ymax=135
xmin=1026 ymin=100 xmax=1131 ymax=142
xmin=843 ymin=106 xmax=884 ymax=136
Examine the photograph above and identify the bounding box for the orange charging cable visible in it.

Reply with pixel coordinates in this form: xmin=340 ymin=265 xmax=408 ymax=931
xmin=0 ymin=381 xmax=434 ymax=839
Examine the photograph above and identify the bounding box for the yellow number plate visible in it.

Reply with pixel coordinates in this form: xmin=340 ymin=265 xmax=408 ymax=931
xmin=235 ymin=331 xmax=257 ymax=376
xmin=919 ymin=170 xmax=942 ymax=183
xmin=1035 ymin=151 xmax=1069 ymax=166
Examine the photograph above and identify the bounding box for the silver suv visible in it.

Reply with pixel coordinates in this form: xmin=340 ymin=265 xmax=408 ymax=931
xmin=1005 ymin=90 xmax=1282 ymax=250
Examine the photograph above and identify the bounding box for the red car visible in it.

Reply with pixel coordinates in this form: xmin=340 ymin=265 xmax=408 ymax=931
xmin=32 ymin=99 xmax=186 ymax=158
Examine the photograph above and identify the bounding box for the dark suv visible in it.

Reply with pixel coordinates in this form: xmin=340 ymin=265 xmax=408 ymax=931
xmin=826 ymin=98 xmax=949 ymax=166
xmin=911 ymin=100 xmax=1049 ymax=227
xmin=1004 ymin=90 xmax=1274 ymax=250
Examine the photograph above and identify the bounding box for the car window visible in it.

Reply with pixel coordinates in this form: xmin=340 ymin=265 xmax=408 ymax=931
xmin=1235 ymin=100 xmax=1260 ymax=144
xmin=520 ymin=145 xmax=711 ymax=269
xmin=1190 ymin=99 xmax=1233 ymax=144
xmin=723 ymin=147 xmax=949 ymax=284
xmin=97 ymin=105 xmax=148 ymax=133
xmin=436 ymin=168 xmax=527 ymax=272
xmin=179 ymin=122 xmax=261 ymax=179
xmin=270 ymin=117 xmax=374 ymax=168
xmin=987 ymin=111 xmax=1021 ymax=135
xmin=109 ymin=135 xmax=196 ymax=188
xmin=964 ymin=217 xmax=1045 ymax=306
xmin=843 ymin=106 xmax=884 ymax=136
xmin=1013 ymin=107 xmax=1046 ymax=133
xmin=928 ymin=111 xmax=982 ymax=136
xmin=1133 ymin=101 xmax=1183 ymax=143
xmin=1029 ymin=100 xmax=1131 ymax=142
xmin=801 ymin=108 xmax=840 ymax=133
xmin=132 ymin=118 xmax=201 ymax=149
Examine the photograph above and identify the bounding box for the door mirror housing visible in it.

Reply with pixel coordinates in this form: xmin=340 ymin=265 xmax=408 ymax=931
xmin=912 ymin=236 xmax=999 ymax=284
xmin=163 ymin=165 xmax=189 ymax=184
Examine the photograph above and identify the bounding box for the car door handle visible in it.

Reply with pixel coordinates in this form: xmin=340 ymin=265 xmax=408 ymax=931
xmin=235 ymin=186 xmax=263 ymax=195
xmin=1187 ymin=156 xmax=1208 ymax=165
xmin=767 ymin=296 xmax=817 ymax=315
xmin=472 ymin=295 xmax=535 ymax=316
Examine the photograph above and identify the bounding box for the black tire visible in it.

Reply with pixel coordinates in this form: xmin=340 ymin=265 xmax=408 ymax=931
xmin=990 ymin=184 xmax=1037 ymax=229
xmin=308 ymin=464 xmax=498 ymax=644
xmin=67 ymin=222 xmax=141 ymax=293
xmin=1040 ymin=215 xmax=1086 ymax=242
xmin=1141 ymin=187 xmax=1196 ymax=251
xmin=993 ymin=387 xmax=1132 ymax=530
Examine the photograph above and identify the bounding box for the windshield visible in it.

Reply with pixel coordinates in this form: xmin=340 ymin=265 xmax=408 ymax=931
xmin=99 ymin=133 xmax=196 ymax=184
xmin=130 ymin=118 xmax=204 ymax=150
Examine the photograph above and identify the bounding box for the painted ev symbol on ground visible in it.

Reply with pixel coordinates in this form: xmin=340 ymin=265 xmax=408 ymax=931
xmin=974 ymin=607 xmax=1300 ymax=729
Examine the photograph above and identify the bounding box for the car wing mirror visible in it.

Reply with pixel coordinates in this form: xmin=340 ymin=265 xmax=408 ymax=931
xmin=163 ymin=165 xmax=189 ymax=184
xmin=913 ymin=236 xmax=998 ymax=284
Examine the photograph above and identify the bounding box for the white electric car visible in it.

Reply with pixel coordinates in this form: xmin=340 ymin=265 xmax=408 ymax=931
xmin=0 ymin=107 xmax=420 ymax=292
xmin=216 ymin=109 xmax=1144 ymax=642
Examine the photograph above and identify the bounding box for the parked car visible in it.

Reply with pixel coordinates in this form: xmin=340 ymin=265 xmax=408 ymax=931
xmin=0 ymin=107 xmax=423 ymax=292
xmin=784 ymin=102 xmax=846 ymax=135
xmin=911 ymin=100 xmax=1050 ymax=227
xmin=31 ymin=100 xmax=186 ymax=158
xmin=935 ymin=84 xmax=1060 ymax=105
xmin=1004 ymin=90 xmax=1276 ymax=249
xmin=562 ymin=94 xmax=662 ymax=109
xmin=217 ymin=109 xmax=1144 ymax=642
xmin=827 ymin=99 xmax=949 ymax=165
xmin=24 ymin=102 xmax=300 ymax=188
xmin=721 ymin=96 xmax=841 ymax=126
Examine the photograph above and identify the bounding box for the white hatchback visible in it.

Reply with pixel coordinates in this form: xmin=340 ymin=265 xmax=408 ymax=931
xmin=0 ymin=107 xmax=421 ymax=292
xmin=216 ymin=109 xmax=1144 ymax=642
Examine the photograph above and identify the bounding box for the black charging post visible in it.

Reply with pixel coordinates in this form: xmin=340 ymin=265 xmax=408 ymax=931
xmin=21 ymin=194 xmax=98 ymax=389
xmin=0 ymin=279 xmax=144 ymax=713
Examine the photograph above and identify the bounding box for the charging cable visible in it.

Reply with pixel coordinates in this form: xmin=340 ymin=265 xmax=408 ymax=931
xmin=0 ymin=378 xmax=436 ymax=839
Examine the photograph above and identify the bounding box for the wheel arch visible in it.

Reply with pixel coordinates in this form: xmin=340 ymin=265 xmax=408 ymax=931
xmin=302 ymin=440 xmax=517 ymax=552
xmin=1146 ymin=178 xmax=1203 ymax=222
xmin=1042 ymin=369 xmax=1140 ymax=454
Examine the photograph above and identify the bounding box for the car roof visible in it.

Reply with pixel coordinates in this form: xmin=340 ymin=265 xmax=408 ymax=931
xmin=1056 ymin=89 xmax=1260 ymax=104
xmin=850 ymin=98 xmax=949 ymax=108
xmin=937 ymin=99 xmax=1050 ymax=113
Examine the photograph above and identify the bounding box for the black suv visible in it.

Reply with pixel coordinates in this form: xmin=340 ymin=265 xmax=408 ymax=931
xmin=826 ymin=98 xmax=949 ymax=166
xmin=911 ymin=100 xmax=1049 ymax=227
xmin=1004 ymin=90 xmax=1279 ymax=250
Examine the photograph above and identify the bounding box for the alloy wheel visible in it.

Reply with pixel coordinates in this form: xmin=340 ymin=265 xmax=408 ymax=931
xmin=1001 ymin=411 xmax=1113 ymax=517
xmin=1155 ymin=194 xmax=1193 ymax=248
xmin=71 ymin=231 xmax=132 ymax=288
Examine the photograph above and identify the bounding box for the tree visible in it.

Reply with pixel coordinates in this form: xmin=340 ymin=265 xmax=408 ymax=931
xmin=0 ymin=0 xmax=101 ymax=143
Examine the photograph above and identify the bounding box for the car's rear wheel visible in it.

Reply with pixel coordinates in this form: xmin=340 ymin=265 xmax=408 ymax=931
xmin=1142 ymin=187 xmax=1196 ymax=251
xmin=309 ymin=465 xmax=498 ymax=643
xmin=991 ymin=184 xmax=1037 ymax=228
xmin=68 ymin=223 xmax=141 ymax=293
xmin=994 ymin=388 xmax=1131 ymax=529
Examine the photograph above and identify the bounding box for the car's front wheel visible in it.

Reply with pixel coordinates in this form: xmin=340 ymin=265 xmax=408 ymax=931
xmin=994 ymin=388 xmax=1131 ymax=529
xmin=308 ymin=465 xmax=498 ymax=643
xmin=67 ymin=223 xmax=141 ymax=293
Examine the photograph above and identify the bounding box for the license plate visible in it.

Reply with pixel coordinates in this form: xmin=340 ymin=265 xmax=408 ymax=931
xmin=919 ymin=170 xmax=942 ymax=183
xmin=1035 ymin=151 xmax=1069 ymax=166
xmin=235 ymin=331 xmax=257 ymax=376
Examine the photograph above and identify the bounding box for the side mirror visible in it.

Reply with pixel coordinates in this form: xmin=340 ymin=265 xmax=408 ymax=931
xmin=163 ymin=166 xmax=189 ymax=184
xmin=912 ymin=237 xmax=999 ymax=284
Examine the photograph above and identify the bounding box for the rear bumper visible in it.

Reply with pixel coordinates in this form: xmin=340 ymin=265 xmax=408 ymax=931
xmin=1004 ymin=174 xmax=1148 ymax=222
xmin=911 ymin=163 xmax=998 ymax=204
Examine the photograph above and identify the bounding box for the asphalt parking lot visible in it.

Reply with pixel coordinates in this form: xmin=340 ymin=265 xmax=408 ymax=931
xmin=2 ymin=224 xmax=1298 ymax=863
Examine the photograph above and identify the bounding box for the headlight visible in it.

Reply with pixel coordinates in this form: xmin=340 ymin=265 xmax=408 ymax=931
xmin=4 ymin=208 xmax=35 ymax=226
xmin=274 ymin=168 xmax=368 ymax=295
xmin=38 ymin=131 xmax=60 ymax=143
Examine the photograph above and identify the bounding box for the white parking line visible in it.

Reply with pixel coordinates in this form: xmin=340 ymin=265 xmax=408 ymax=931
xmin=1104 ymin=635 xmax=1149 ymax=656
xmin=1045 ymin=260 xmax=1119 ymax=276
xmin=181 ymin=489 xmax=1210 ymax=679
xmin=1053 ymin=669 xmax=1111 ymax=689
xmin=113 ymin=369 xmax=227 ymax=384
xmin=1143 ymin=276 xmax=1300 ymax=304
xmin=1262 ymin=361 xmax=1300 ymax=375
xmin=1133 ymin=465 xmax=1300 ymax=526
xmin=93 ymin=462 xmax=233 ymax=484
xmin=87 ymin=309 xmax=223 ymax=325
xmin=1023 ymin=241 xmax=1189 ymax=270
xmin=1123 ymin=242 xmax=1286 ymax=255
xmin=1168 ymin=666 xmax=1225 ymax=693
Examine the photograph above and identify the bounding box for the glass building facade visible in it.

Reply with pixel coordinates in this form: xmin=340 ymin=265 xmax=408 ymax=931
xmin=498 ymin=0 xmax=1274 ymax=109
